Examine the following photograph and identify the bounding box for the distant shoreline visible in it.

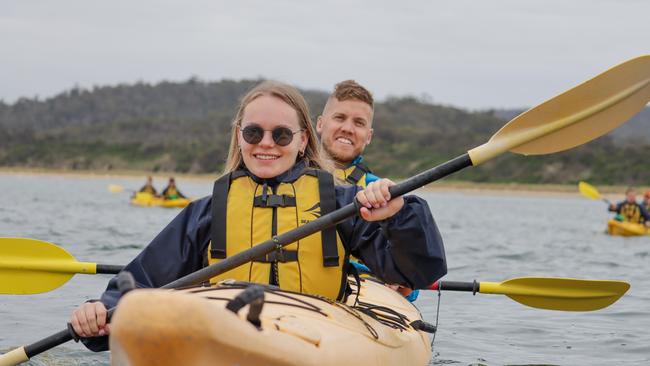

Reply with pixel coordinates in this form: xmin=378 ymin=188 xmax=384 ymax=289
xmin=0 ymin=167 xmax=220 ymax=181
xmin=3 ymin=166 xmax=643 ymax=200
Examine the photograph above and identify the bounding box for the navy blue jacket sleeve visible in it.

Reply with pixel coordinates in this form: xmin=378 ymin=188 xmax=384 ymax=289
xmin=609 ymin=202 xmax=623 ymax=213
xmin=82 ymin=196 xmax=212 ymax=351
xmin=335 ymin=186 xmax=447 ymax=290
xmin=640 ymin=204 xmax=650 ymax=222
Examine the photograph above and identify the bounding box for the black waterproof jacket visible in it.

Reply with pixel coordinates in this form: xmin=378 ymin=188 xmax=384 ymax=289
xmin=83 ymin=162 xmax=446 ymax=351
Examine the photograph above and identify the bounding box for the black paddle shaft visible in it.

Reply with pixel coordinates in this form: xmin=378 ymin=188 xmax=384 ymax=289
xmin=438 ymin=280 xmax=480 ymax=294
xmin=163 ymin=153 xmax=472 ymax=289
xmin=96 ymin=264 xmax=124 ymax=274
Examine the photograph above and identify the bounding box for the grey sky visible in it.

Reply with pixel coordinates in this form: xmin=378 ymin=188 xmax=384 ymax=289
xmin=2 ymin=0 xmax=648 ymax=109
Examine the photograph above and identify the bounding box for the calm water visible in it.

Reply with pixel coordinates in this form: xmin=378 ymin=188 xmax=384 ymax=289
xmin=0 ymin=174 xmax=648 ymax=365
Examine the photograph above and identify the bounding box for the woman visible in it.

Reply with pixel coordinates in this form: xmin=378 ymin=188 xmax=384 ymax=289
xmin=72 ymin=81 xmax=446 ymax=351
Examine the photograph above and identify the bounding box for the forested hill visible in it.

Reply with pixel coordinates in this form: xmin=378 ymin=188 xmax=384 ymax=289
xmin=1 ymin=79 xmax=649 ymax=185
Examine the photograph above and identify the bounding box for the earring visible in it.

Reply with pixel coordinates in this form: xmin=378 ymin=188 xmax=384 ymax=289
xmin=299 ymin=150 xmax=305 ymax=158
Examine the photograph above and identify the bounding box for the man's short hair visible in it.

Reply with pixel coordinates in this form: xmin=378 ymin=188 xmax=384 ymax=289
xmin=330 ymin=80 xmax=374 ymax=107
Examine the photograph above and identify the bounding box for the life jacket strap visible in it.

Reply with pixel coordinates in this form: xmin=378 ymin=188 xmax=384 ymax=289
xmin=254 ymin=249 xmax=298 ymax=263
xmin=210 ymin=173 xmax=231 ymax=259
xmin=253 ymin=194 xmax=297 ymax=208
xmin=317 ymin=170 xmax=339 ymax=267
xmin=346 ymin=162 xmax=371 ymax=185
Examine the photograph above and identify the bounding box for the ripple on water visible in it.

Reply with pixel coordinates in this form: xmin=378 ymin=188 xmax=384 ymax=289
xmin=584 ymin=260 xmax=621 ymax=268
xmin=492 ymin=251 xmax=536 ymax=261
xmin=429 ymin=356 xmax=462 ymax=365
xmin=98 ymin=243 xmax=144 ymax=251
xmin=634 ymin=251 xmax=649 ymax=258
xmin=0 ymin=347 xmax=110 ymax=366
xmin=606 ymin=310 xmax=649 ymax=318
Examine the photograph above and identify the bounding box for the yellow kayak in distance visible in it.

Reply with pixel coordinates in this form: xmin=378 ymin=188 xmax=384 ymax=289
xmin=607 ymin=219 xmax=650 ymax=237
xmin=130 ymin=192 xmax=191 ymax=208
xmin=110 ymin=277 xmax=433 ymax=366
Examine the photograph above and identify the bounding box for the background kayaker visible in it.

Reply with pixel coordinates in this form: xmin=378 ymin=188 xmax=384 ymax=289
xmin=138 ymin=176 xmax=157 ymax=195
xmin=316 ymin=80 xmax=379 ymax=187
xmin=70 ymin=80 xmax=446 ymax=351
xmin=608 ymin=187 xmax=650 ymax=226
xmin=161 ymin=177 xmax=186 ymax=200
xmin=643 ymin=190 xmax=650 ymax=213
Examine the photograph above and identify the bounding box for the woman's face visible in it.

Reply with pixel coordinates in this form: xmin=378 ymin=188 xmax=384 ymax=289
xmin=238 ymin=95 xmax=307 ymax=179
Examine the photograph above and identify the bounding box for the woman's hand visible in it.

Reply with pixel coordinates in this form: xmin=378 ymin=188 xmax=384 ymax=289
xmin=70 ymin=302 xmax=110 ymax=337
xmin=355 ymin=179 xmax=404 ymax=221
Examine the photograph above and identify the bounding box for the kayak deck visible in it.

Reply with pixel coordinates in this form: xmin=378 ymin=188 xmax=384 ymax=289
xmin=110 ymin=278 xmax=433 ymax=366
xmin=130 ymin=192 xmax=191 ymax=208
xmin=607 ymin=219 xmax=650 ymax=236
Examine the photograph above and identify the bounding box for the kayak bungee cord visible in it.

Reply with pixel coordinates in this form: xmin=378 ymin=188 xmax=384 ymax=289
xmin=188 ymin=279 xmax=417 ymax=340
xmin=193 ymin=281 xmax=328 ymax=316
xmin=430 ymin=286 xmax=442 ymax=351
xmin=354 ymin=301 xmax=410 ymax=331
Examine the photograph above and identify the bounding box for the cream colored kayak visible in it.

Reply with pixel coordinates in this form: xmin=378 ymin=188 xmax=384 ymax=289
xmin=110 ymin=278 xmax=433 ymax=366
xmin=607 ymin=219 xmax=650 ymax=236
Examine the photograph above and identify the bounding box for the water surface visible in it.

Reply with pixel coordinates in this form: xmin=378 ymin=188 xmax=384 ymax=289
xmin=0 ymin=174 xmax=647 ymax=365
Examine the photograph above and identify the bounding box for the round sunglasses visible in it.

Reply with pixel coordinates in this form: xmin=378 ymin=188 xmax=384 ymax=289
xmin=240 ymin=124 xmax=304 ymax=146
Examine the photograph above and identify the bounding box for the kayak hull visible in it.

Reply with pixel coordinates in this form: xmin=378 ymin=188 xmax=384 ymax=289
xmin=110 ymin=279 xmax=432 ymax=366
xmin=607 ymin=219 xmax=650 ymax=236
xmin=130 ymin=192 xmax=190 ymax=208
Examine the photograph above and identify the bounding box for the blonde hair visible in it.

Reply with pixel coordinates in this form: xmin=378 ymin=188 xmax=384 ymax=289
xmin=222 ymin=81 xmax=333 ymax=175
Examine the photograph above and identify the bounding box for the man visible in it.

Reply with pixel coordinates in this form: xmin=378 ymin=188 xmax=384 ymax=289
xmin=318 ymin=80 xmax=419 ymax=302
xmin=609 ymin=188 xmax=650 ymax=225
xmin=316 ymin=80 xmax=379 ymax=187
xmin=138 ymin=176 xmax=157 ymax=195
xmin=161 ymin=177 xmax=187 ymax=200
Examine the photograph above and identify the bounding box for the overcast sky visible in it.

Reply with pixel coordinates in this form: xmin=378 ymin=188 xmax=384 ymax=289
xmin=1 ymin=0 xmax=648 ymax=109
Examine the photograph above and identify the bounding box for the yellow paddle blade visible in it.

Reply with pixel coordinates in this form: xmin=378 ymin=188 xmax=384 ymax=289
xmin=469 ymin=55 xmax=650 ymax=165
xmin=108 ymin=184 xmax=125 ymax=193
xmin=578 ymin=181 xmax=603 ymax=200
xmin=479 ymin=277 xmax=630 ymax=312
xmin=0 ymin=238 xmax=97 ymax=295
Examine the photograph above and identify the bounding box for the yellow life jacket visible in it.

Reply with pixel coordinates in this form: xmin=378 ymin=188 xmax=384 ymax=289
xmin=620 ymin=202 xmax=644 ymax=224
xmin=164 ymin=186 xmax=180 ymax=199
xmin=207 ymin=169 xmax=348 ymax=300
xmin=334 ymin=162 xmax=371 ymax=187
xmin=140 ymin=185 xmax=156 ymax=195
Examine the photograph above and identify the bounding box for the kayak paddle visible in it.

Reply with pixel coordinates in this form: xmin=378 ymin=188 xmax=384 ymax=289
xmin=0 ymin=237 xmax=630 ymax=312
xmin=108 ymin=184 xmax=123 ymax=193
xmin=1 ymin=55 xmax=649 ymax=365
xmin=578 ymin=181 xmax=612 ymax=206
xmin=0 ymin=238 xmax=123 ymax=295
xmin=431 ymin=277 xmax=630 ymax=312
xmin=108 ymin=184 xmax=136 ymax=193
xmin=163 ymin=54 xmax=650 ymax=290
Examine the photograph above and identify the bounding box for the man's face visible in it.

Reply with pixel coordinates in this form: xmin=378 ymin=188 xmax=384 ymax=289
xmin=626 ymin=190 xmax=637 ymax=203
xmin=317 ymin=98 xmax=373 ymax=166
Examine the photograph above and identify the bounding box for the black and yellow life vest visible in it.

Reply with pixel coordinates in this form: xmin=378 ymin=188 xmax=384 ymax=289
xmin=163 ymin=186 xmax=180 ymax=199
xmin=334 ymin=162 xmax=371 ymax=187
xmin=207 ymin=169 xmax=348 ymax=300
xmin=620 ymin=202 xmax=644 ymax=224
xmin=139 ymin=185 xmax=156 ymax=195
